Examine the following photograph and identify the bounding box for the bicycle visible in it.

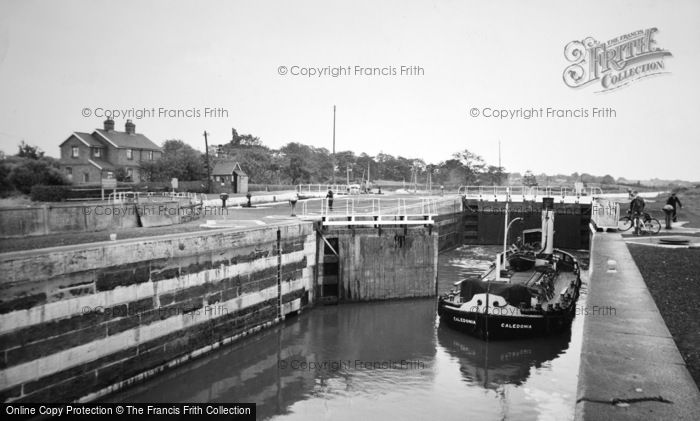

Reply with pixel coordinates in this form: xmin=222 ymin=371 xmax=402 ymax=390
xmin=619 ymin=211 xmax=660 ymax=234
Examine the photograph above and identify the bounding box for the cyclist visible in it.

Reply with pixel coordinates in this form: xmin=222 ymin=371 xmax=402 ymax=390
xmin=629 ymin=191 xmax=646 ymax=235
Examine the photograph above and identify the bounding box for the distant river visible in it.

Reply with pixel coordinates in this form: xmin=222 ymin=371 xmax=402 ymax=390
xmin=107 ymin=245 xmax=588 ymax=421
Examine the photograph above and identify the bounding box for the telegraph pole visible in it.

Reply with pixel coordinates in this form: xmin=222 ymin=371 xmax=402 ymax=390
xmin=204 ymin=131 xmax=211 ymax=193
xmin=332 ymin=105 xmax=336 ymax=185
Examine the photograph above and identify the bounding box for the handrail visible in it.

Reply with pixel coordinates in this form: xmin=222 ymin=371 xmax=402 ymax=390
xmin=302 ymin=197 xmax=458 ymax=220
xmin=457 ymin=185 xmax=604 ymax=199
xmin=296 ymin=184 xmax=349 ymax=194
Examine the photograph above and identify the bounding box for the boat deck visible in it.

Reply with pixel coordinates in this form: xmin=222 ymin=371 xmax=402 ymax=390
xmin=542 ymin=271 xmax=577 ymax=307
xmin=509 ymin=270 xmax=542 ymax=285
xmin=481 ymin=265 xmax=577 ymax=308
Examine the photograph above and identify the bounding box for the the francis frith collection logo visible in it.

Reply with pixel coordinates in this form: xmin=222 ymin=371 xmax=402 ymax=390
xmin=563 ymin=28 xmax=672 ymax=92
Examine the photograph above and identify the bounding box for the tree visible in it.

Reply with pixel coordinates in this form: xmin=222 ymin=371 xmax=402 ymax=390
xmin=453 ymin=149 xmax=485 ymax=184
xmin=446 ymin=149 xmax=486 ymax=185
xmin=601 ymin=174 xmax=615 ymax=185
xmin=356 ymin=153 xmax=377 ymax=183
xmin=281 ymin=143 xmax=314 ymax=185
xmin=139 ymin=161 xmax=164 ymax=182
xmin=228 ymin=146 xmax=273 ymax=183
xmin=286 ymin=155 xmax=311 ymax=185
xmin=226 ymin=128 xmax=263 ymax=147
xmin=115 ymin=167 xmax=131 ymax=182
xmin=142 ymin=140 xmax=206 ymax=182
xmin=17 ymin=141 xmax=44 ymax=160
xmin=481 ymin=165 xmax=508 ymax=185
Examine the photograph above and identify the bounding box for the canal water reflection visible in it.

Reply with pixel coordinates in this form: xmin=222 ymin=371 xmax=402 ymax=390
xmin=107 ymin=245 xmax=588 ymax=421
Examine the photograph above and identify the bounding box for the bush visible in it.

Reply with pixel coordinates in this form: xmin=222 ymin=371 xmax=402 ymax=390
xmin=0 ymin=163 xmax=14 ymax=197
xmin=30 ymin=185 xmax=71 ymax=202
xmin=184 ymin=184 xmax=209 ymax=194
xmin=6 ymin=158 xmax=69 ymax=194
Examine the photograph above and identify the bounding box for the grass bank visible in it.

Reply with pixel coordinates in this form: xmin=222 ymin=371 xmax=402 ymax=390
xmin=627 ymin=244 xmax=700 ymax=386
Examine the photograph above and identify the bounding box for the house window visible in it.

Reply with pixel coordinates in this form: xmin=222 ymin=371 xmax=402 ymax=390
xmin=66 ymin=167 xmax=72 ymax=176
xmin=106 ymin=171 xmax=114 ymax=179
xmin=126 ymin=149 xmax=133 ymax=160
xmin=94 ymin=148 xmax=101 ymax=157
xmin=127 ymin=168 xmax=133 ymax=180
xmin=148 ymin=151 xmax=153 ymax=161
xmin=83 ymin=172 xmax=89 ymax=183
xmin=72 ymin=146 xmax=79 ymax=158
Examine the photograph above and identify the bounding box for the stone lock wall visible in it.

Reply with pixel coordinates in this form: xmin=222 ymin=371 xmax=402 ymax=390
xmin=0 ymin=223 xmax=316 ymax=402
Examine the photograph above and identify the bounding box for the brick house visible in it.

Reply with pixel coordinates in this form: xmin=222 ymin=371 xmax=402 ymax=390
xmin=58 ymin=119 xmax=162 ymax=184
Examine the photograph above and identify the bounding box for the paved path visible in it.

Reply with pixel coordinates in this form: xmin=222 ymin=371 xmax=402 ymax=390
xmin=620 ymin=221 xmax=700 ymax=249
xmin=576 ymin=232 xmax=700 ymax=420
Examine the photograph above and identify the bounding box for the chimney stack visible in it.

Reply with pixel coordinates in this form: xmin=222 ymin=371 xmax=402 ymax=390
xmin=104 ymin=118 xmax=115 ymax=131
xmin=125 ymin=119 xmax=136 ymax=135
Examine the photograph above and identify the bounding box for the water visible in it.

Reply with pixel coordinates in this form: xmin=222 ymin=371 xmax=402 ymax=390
xmin=108 ymin=245 xmax=588 ymax=420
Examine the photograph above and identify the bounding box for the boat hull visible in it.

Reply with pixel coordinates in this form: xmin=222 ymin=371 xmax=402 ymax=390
xmin=437 ymin=299 xmax=578 ymax=340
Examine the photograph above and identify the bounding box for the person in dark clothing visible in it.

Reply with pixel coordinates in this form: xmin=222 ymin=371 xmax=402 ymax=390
xmin=629 ymin=191 xmax=646 ymax=235
xmin=326 ymin=189 xmax=334 ymax=212
xmin=666 ymin=193 xmax=682 ymax=222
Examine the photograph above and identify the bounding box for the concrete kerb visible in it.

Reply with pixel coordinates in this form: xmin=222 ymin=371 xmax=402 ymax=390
xmin=575 ymin=231 xmax=700 ymax=421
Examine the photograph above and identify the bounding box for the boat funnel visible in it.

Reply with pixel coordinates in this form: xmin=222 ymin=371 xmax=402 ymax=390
xmin=540 ymin=198 xmax=555 ymax=255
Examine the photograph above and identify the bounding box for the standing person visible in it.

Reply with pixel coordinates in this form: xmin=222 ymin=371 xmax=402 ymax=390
xmin=326 ymin=189 xmax=334 ymax=212
xmin=289 ymin=193 xmax=299 ymax=217
xmin=666 ymin=192 xmax=683 ymax=223
xmin=629 ymin=191 xmax=646 ymax=235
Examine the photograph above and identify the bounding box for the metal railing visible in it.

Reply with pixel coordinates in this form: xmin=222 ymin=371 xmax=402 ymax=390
xmin=107 ymin=191 xmax=137 ymax=204
xmin=296 ymin=184 xmax=349 ymax=194
xmin=457 ymin=185 xmax=603 ymax=201
xmin=302 ymin=197 xmax=461 ymax=226
xmin=107 ymin=191 xmax=204 ymax=204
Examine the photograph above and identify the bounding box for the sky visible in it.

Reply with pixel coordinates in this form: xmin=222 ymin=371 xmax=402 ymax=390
xmin=0 ymin=0 xmax=699 ymax=181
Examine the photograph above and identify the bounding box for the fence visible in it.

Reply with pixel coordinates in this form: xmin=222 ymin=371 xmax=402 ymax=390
xmin=458 ymin=185 xmax=603 ymax=202
xmin=301 ymin=197 xmax=461 ymax=226
xmin=296 ymin=184 xmax=349 ymax=195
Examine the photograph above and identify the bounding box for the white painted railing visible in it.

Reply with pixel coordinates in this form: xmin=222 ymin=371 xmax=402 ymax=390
xmin=108 ymin=191 xmax=137 ymax=204
xmin=302 ymin=197 xmax=460 ymax=226
xmin=296 ymin=184 xmax=349 ymax=194
xmin=457 ymin=185 xmax=603 ymax=202
xmin=107 ymin=191 xmax=204 ymax=204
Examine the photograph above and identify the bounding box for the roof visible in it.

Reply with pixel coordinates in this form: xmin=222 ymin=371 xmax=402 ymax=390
xmin=94 ymin=129 xmax=161 ymax=151
xmin=60 ymin=128 xmax=162 ymax=151
xmin=87 ymin=157 xmax=116 ymax=170
xmin=211 ymin=161 xmax=247 ymax=176
xmin=59 ymin=132 xmax=104 ymax=148
xmin=58 ymin=157 xmax=115 ymax=170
